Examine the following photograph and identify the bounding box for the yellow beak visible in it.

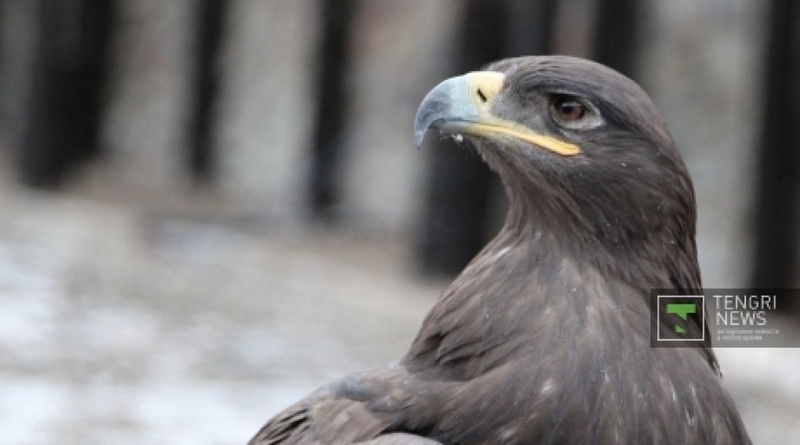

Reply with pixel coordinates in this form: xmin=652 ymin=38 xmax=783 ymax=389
xmin=414 ymin=71 xmax=580 ymax=156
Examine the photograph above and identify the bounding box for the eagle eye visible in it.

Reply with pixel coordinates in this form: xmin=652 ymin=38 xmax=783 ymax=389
xmin=549 ymin=94 xmax=602 ymax=130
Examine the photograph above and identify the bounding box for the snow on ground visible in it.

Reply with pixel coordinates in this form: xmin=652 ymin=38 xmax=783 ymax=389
xmin=0 ymin=184 xmax=438 ymax=444
xmin=0 ymin=183 xmax=797 ymax=444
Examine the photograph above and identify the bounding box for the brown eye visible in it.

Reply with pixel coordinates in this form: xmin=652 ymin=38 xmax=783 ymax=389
xmin=548 ymin=94 xmax=604 ymax=130
xmin=551 ymin=96 xmax=586 ymax=122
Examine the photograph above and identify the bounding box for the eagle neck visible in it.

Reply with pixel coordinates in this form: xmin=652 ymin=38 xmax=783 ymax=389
xmin=501 ymin=170 xmax=702 ymax=295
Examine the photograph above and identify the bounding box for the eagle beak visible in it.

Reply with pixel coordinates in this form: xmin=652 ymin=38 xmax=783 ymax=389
xmin=413 ymin=72 xmax=581 ymax=156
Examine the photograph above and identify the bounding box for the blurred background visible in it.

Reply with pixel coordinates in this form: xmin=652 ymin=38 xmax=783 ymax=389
xmin=0 ymin=0 xmax=798 ymax=444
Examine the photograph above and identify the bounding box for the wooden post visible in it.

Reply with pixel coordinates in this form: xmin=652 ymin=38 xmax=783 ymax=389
xmin=17 ymin=0 xmax=115 ymax=187
xmin=416 ymin=0 xmax=556 ymax=276
xmin=752 ymin=0 xmax=800 ymax=295
xmin=506 ymin=0 xmax=556 ymax=56
xmin=308 ymin=0 xmax=355 ymax=221
xmin=591 ymin=0 xmax=641 ymax=79
xmin=187 ymin=0 xmax=228 ymax=183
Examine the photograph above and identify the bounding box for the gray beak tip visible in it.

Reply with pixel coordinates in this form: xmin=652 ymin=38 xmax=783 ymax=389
xmin=413 ymin=75 xmax=469 ymax=150
xmin=414 ymin=129 xmax=427 ymax=149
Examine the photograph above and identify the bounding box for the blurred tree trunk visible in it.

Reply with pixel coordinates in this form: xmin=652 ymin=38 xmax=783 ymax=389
xmin=507 ymin=0 xmax=556 ymax=55
xmin=188 ymin=0 xmax=228 ymax=184
xmin=18 ymin=0 xmax=115 ymax=188
xmin=752 ymin=0 xmax=800 ymax=297
xmin=309 ymin=0 xmax=354 ymax=221
xmin=417 ymin=0 xmax=555 ymax=277
xmin=591 ymin=0 xmax=641 ymax=79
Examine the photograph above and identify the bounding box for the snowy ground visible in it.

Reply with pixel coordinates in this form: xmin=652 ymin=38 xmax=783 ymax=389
xmin=0 ymin=181 xmax=798 ymax=444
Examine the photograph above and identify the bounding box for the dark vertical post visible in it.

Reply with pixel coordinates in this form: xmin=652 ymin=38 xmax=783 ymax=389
xmin=188 ymin=0 xmax=228 ymax=183
xmin=752 ymin=0 xmax=800 ymax=294
xmin=417 ymin=0 xmax=556 ymax=277
xmin=308 ymin=0 xmax=354 ymax=221
xmin=416 ymin=0 xmax=508 ymax=276
xmin=18 ymin=0 xmax=115 ymax=188
xmin=591 ymin=0 xmax=641 ymax=79
xmin=506 ymin=0 xmax=556 ymax=56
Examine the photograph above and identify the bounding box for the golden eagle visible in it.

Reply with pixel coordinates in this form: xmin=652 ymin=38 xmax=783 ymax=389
xmin=248 ymin=56 xmax=751 ymax=444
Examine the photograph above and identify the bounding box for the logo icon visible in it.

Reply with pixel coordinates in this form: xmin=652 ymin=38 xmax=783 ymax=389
xmin=666 ymin=303 xmax=696 ymax=334
xmin=657 ymin=295 xmax=705 ymax=342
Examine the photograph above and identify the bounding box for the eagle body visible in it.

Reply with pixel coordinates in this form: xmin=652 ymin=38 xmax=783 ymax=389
xmin=249 ymin=56 xmax=751 ymax=444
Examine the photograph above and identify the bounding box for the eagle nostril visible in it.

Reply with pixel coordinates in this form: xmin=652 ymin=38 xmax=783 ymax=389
xmin=476 ymin=88 xmax=487 ymax=103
